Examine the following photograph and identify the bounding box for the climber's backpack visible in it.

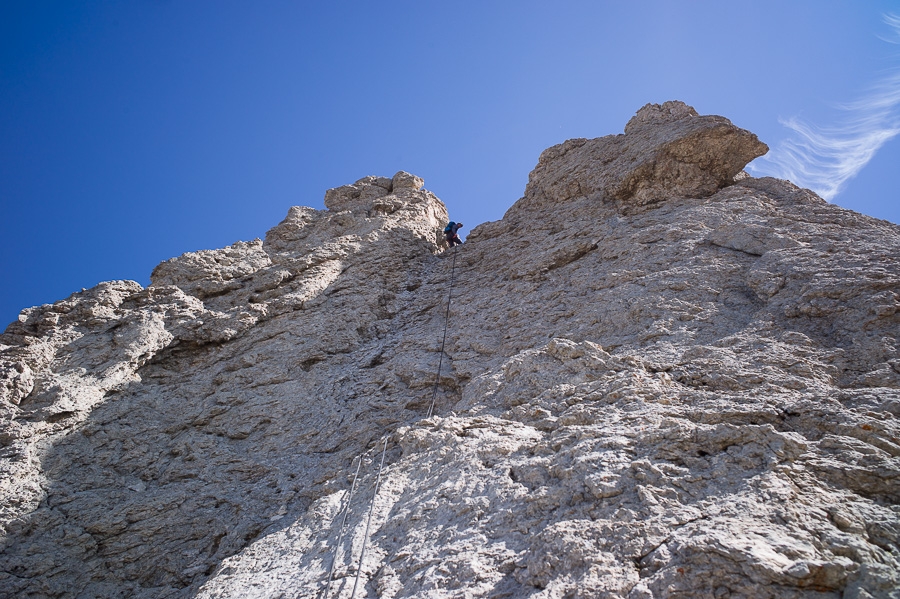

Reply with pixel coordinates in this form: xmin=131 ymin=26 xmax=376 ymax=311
xmin=444 ymin=222 xmax=455 ymax=234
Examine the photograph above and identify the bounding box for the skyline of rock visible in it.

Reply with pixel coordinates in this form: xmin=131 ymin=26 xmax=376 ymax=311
xmin=1 ymin=102 xmax=898 ymax=598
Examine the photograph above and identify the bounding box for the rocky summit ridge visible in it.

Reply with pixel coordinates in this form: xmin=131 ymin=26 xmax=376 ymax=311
xmin=1 ymin=101 xmax=899 ymax=599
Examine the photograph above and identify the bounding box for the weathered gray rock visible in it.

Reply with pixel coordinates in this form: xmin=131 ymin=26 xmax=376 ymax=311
xmin=525 ymin=100 xmax=768 ymax=213
xmin=1 ymin=103 xmax=898 ymax=599
xmin=391 ymin=171 xmax=424 ymax=191
xmin=151 ymin=239 xmax=272 ymax=300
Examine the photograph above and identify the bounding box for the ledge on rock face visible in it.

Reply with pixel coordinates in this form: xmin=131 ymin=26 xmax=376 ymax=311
xmin=324 ymin=171 xmax=424 ymax=212
xmin=149 ymin=240 xmax=272 ymax=299
xmin=526 ymin=100 xmax=769 ymax=213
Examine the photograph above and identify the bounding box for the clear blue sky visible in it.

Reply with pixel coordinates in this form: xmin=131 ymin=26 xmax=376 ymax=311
xmin=2 ymin=2 xmax=899 ymax=326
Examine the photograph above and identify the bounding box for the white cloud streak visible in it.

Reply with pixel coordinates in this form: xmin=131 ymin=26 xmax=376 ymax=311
xmin=748 ymin=14 xmax=900 ymax=201
xmin=878 ymin=13 xmax=900 ymax=44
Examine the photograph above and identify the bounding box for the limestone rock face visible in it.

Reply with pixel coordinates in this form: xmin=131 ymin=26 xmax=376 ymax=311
xmin=323 ymin=171 xmax=426 ymax=213
xmin=526 ymin=100 xmax=768 ymax=213
xmin=151 ymin=240 xmax=273 ymax=300
xmin=1 ymin=103 xmax=899 ymax=599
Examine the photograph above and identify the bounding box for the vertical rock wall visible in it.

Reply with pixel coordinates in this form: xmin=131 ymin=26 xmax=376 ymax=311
xmin=1 ymin=104 xmax=899 ymax=599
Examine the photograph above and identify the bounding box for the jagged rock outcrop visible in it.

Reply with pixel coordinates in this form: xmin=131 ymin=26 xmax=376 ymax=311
xmin=1 ymin=103 xmax=898 ymax=599
xmin=523 ymin=100 xmax=768 ymax=213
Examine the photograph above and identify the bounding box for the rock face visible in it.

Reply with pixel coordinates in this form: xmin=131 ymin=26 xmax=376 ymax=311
xmin=527 ymin=101 xmax=767 ymax=213
xmin=1 ymin=103 xmax=898 ymax=599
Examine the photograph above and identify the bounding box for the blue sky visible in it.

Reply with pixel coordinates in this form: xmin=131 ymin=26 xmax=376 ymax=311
xmin=2 ymin=2 xmax=899 ymax=326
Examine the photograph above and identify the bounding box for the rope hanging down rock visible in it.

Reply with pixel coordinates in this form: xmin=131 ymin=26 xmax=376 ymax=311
xmin=427 ymin=245 xmax=459 ymax=419
xmin=320 ymin=454 xmax=362 ymax=599
xmin=350 ymin=436 xmax=389 ymax=599
xmin=322 ymin=245 xmax=458 ymax=597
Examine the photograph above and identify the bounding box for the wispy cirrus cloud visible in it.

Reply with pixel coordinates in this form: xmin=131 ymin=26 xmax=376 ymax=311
xmin=748 ymin=14 xmax=900 ymax=201
xmin=878 ymin=13 xmax=900 ymax=44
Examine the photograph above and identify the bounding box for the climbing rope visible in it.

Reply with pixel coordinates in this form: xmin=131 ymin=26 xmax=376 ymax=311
xmin=351 ymin=436 xmax=389 ymax=599
xmin=427 ymin=245 xmax=459 ymax=418
xmin=321 ymin=243 xmax=458 ymax=596
xmin=320 ymin=454 xmax=363 ymax=599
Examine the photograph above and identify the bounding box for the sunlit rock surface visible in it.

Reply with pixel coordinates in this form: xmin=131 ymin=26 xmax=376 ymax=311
xmin=1 ymin=103 xmax=898 ymax=599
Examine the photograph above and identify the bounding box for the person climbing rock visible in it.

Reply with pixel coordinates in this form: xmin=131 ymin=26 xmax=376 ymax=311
xmin=444 ymin=221 xmax=463 ymax=247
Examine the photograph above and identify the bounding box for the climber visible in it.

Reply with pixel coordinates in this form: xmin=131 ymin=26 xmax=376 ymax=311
xmin=444 ymin=221 xmax=463 ymax=247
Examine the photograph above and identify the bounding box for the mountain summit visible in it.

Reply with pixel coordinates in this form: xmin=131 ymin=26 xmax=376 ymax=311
xmin=2 ymin=101 xmax=898 ymax=598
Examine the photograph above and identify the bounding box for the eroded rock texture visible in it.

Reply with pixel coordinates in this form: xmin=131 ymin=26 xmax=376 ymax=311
xmin=1 ymin=103 xmax=898 ymax=599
